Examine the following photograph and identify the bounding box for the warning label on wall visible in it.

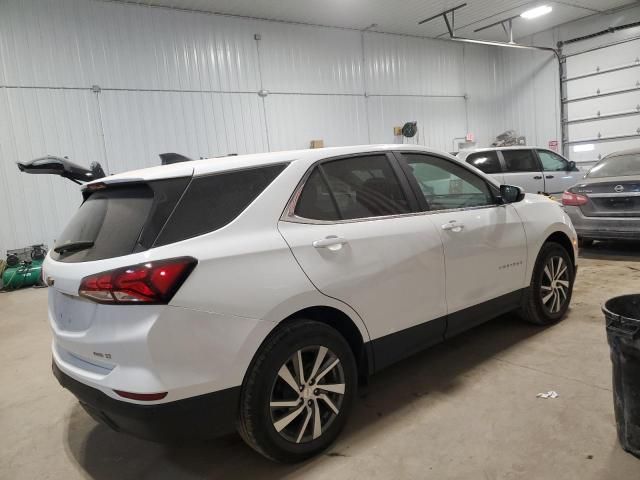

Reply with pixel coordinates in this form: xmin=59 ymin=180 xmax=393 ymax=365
xmin=548 ymin=140 xmax=558 ymax=152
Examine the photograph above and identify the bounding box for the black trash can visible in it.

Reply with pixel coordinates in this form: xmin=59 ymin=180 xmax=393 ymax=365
xmin=603 ymin=294 xmax=640 ymax=458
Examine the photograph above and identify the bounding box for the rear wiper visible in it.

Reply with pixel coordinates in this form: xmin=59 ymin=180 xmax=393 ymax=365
xmin=53 ymin=240 xmax=95 ymax=254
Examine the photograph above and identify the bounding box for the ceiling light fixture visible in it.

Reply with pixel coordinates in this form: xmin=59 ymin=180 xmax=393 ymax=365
xmin=520 ymin=5 xmax=552 ymax=19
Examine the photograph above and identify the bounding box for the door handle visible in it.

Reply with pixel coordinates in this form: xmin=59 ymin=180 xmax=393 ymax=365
xmin=533 ymin=175 xmax=543 ymax=180
xmin=545 ymin=175 xmax=554 ymax=179
xmin=312 ymin=236 xmax=348 ymax=250
xmin=441 ymin=221 xmax=464 ymax=232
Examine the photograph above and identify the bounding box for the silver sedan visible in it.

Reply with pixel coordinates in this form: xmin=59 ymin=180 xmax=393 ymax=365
xmin=562 ymin=148 xmax=640 ymax=246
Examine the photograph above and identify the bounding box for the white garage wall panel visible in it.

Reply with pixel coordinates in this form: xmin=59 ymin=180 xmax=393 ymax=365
xmin=368 ymin=96 xmax=467 ymax=150
xmin=0 ymin=88 xmax=100 ymax=252
xmin=0 ymin=0 xmax=558 ymax=253
xmin=494 ymin=47 xmax=561 ymax=150
xmin=1 ymin=0 xmax=262 ymax=91
xmin=265 ymin=95 xmax=368 ymax=152
xmin=462 ymin=44 xmax=502 ymax=149
xmin=364 ymin=33 xmax=465 ymax=96
xmin=99 ymin=91 xmax=268 ymax=172
xmin=258 ymin=23 xmax=364 ymax=95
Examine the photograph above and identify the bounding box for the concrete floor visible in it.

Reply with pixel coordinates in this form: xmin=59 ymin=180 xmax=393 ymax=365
xmin=2 ymin=244 xmax=640 ymax=479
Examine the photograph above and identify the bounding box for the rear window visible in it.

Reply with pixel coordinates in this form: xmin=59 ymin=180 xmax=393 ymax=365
xmin=501 ymin=150 xmax=539 ymax=172
xmin=52 ymin=164 xmax=286 ymax=263
xmin=155 ymin=164 xmax=287 ymax=246
xmin=465 ymin=151 xmax=502 ymax=174
xmin=587 ymin=154 xmax=640 ymax=178
xmin=52 ymin=185 xmax=157 ymax=263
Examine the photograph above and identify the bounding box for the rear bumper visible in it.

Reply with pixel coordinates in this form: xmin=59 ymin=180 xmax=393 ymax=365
xmin=564 ymin=206 xmax=640 ymax=240
xmin=53 ymin=360 xmax=240 ymax=441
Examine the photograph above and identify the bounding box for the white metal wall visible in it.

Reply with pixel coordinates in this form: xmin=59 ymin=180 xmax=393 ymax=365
xmin=0 ymin=0 xmax=557 ymax=254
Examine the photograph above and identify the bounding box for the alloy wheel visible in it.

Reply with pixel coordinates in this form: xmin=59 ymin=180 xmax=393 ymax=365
xmin=269 ymin=345 xmax=345 ymax=444
xmin=540 ymin=255 xmax=570 ymax=314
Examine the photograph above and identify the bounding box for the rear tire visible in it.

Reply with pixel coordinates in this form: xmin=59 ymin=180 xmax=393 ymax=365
xmin=237 ymin=319 xmax=357 ymax=463
xmin=519 ymin=241 xmax=574 ymax=325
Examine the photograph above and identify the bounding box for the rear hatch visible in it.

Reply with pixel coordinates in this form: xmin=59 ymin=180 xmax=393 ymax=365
xmin=45 ymin=168 xmax=194 ymax=336
xmin=571 ymin=178 xmax=640 ymax=218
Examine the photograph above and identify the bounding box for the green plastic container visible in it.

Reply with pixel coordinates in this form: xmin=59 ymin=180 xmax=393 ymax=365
xmin=2 ymin=259 xmax=44 ymax=289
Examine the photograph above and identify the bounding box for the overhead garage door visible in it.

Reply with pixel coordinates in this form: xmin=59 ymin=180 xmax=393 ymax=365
xmin=562 ymin=26 xmax=640 ymax=170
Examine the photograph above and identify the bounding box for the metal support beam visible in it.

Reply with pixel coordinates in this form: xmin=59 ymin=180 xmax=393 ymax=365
xmin=418 ymin=3 xmax=562 ymax=153
xmin=558 ymin=44 xmax=569 ymax=158
xmin=448 ymin=37 xmax=558 ymax=59
xmin=418 ymin=4 xmax=466 ymax=27
xmin=474 ymin=14 xmax=519 ymax=44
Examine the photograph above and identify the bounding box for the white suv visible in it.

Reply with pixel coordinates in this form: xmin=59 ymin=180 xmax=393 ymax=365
xmin=45 ymin=145 xmax=578 ymax=462
xmin=457 ymin=147 xmax=581 ymax=196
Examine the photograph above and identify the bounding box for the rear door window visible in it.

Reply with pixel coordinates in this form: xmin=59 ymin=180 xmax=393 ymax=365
xmin=294 ymin=155 xmax=410 ymax=221
xmin=501 ymin=150 xmax=539 ymax=172
xmin=465 ymin=151 xmax=502 ymax=174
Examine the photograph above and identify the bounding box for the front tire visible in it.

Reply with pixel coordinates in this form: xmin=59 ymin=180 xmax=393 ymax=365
xmin=237 ymin=319 xmax=357 ymax=463
xmin=519 ymin=241 xmax=575 ymax=325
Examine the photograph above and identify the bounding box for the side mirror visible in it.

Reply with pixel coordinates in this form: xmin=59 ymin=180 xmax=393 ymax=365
xmin=568 ymin=160 xmax=577 ymax=171
xmin=500 ymin=184 xmax=525 ymax=204
xmin=17 ymin=156 xmax=105 ymax=184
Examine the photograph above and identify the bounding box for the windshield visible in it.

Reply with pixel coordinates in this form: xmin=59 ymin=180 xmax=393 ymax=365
xmin=587 ymin=154 xmax=640 ymax=178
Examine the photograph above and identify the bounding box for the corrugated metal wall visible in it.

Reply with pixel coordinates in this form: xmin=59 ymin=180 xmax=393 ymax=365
xmin=0 ymin=0 xmax=558 ymax=254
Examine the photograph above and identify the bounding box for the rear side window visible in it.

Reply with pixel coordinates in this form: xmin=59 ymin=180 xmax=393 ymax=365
xmin=155 ymin=164 xmax=287 ymax=245
xmin=295 ymin=155 xmax=410 ymax=221
xmin=465 ymin=151 xmax=502 ymax=174
xmin=501 ymin=150 xmax=538 ymax=172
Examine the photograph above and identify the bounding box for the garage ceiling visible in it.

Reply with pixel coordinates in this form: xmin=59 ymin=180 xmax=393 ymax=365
xmin=119 ymin=0 xmax=634 ymax=40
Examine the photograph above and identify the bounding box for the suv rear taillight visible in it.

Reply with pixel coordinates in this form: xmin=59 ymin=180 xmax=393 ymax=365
xmin=561 ymin=190 xmax=588 ymax=206
xmin=79 ymin=257 xmax=197 ymax=304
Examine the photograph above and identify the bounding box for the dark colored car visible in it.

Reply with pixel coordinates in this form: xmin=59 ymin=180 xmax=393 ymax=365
xmin=562 ymin=148 xmax=640 ymax=246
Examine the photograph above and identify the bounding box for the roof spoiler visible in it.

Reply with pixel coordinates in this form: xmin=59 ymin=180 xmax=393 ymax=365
xmin=17 ymin=156 xmax=106 ymax=184
xmin=159 ymin=152 xmax=193 ymax=165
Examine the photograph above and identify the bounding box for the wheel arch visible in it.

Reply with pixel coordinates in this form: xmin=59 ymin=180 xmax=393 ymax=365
xmin=279 ymin=306 xmax=372 ymax=380
xmin=543 ymin=230 xmax=576 ymax=267
xmin=246 ymin=303 xmax=373 ymax=386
